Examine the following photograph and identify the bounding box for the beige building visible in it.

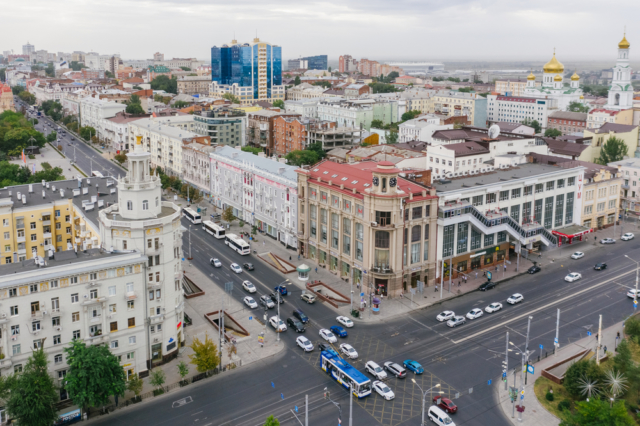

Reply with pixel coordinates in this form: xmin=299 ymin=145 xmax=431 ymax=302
xmin=577 ymin=164 xmax=621 ymax=229
xmin=494 ymin=80 xmax=541 ymax=96
xmin=427 ymin=91 xmax=486 ymax=127
xmin=182 ymin=141 xmax=215 ymax=195
xmin=286 ymin=83 xmax=326 ymax=101
xmin=581 ymin=123 xmax=640 ymax=163
xmin=0 ymin=82 xmax=14 ymax=113
xmin=297 ymin=160 xmax=438 ymax=297
xmin=177 ymin=76 xmax=212 ymax=96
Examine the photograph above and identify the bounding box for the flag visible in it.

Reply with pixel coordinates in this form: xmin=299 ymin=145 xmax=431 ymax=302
xmin=21 ymin=149 xmax=26 ymax=164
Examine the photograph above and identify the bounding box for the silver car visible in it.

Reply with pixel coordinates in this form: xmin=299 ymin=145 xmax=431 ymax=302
xmin=447 ymin=316 xmax=466 ymax=328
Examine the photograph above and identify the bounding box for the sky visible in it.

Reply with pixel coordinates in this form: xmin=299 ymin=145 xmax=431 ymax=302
xmin=2 ymin=0 xmax=639 ymax=63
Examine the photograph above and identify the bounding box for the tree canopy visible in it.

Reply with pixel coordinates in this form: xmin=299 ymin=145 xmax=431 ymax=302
xmin=150 ymin=75 xmax=178 ymax=94
xmin=272 ymin=99 xmax=285 ymax=109
xmin=126 ymin=103 xmax=145 ymax=114
xmin=285 ymin=150 xmax=320 ymax=166
xmin=41 ymin=100 xmax=63 ymax=121
xmin=0 ymin=111 xmax=46 ymax=155
xmin=222 ymin=93 xmax=240 ymax=104
xmin=559 ymin=399 xmax=635 ymax=426
xmin=597 ymin=136 xmax=628 ymax=165
xmin=172 ymin=100 xmax=191 ymax=109
xmin=294 ymin=76 xmax=301 ymax=86
xmin=79 ymin=126 xmax=97 ymax=141
xmin=189 ymin=334 xmax=220 ymax=373
xmin=368 ymin=82 xmax=400 ymax=94
xmin=241 ymin=146 xmax=262 ymax=155
xmin=19 ymin=91 xmax=36 ymax=105
xmin=567 ymin=101 xmax=589 ymax=113
xmin=521 ymin=117 xmax=541 ymax=134
xmin=544 ymin=128 xmax=562 ymax=138
xmin=70 ymin=61 xmax=87 ymax=71
xmin=180 ymin=66 xmax=191 ymax=71
xmin=401 ymin=110 xmax=421 ymax=122
xmin=64 ymin=340 xmax=126 ymax=412
xmin=386 ymin=130 xmax=399 ymax=144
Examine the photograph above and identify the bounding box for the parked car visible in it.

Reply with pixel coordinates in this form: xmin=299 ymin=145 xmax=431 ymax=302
xmin=570 ymin=252 xmax=584 ymax=259
xmin=594 ymin=263 xmax=607 ymax=271
xmin=269 ymin=316 xmax=287 ymax=332
xmin=372 ymin=381 xmax=395 ymax=400
xmin=340 ymin=343 xmax=358 ymax=359
xmin=403 ymin=360 xmax=424 ymax=374
xmin=433 ymin=395 xmax=458 ymax=414
xmin=319 ymin=328 xmax=338 ymax=343
xmin=466 ymin=308 xmax=483 ymax=320
xmin=485 ymin=302 xmax=503 ymax=313
xmin=436 ymin=311 xmax=455 ymax=322
xmin=301 ymin=293 xmax=316 ymax=304
xmin=242 ymin=281 xmax=256 ymax=293
xmin=383 ymin=362 xmax=407 ymax=378
xmin=478 ymin=281 xmax=496 ymax=291
xmin=260 ymin=295 xmax=275 ymax=309
xmin=286 ymin=318 xmax=305 ymax=333
xmin=365 ymin=361 xmax=387 ymax=380
xmin=330 ymin=325 xmax=348 ymax=338
xmin=564 ymin=272 xmax=582 ymax=282
xmin=243 ymin=263 xmax=254 ymax=271
xmin=622 ymin=233 xmax=635 ymax=241
xmin=527 ymin=265 xmax=541 ymax=274
xmin=447 ymin=316 xmax=466 ymax=328
xmin=243 ymin=296 xmax=258 ymax=309
xmin=336 ymin=316 xmax=354 ymax=328
xmin=292 ymin=309 xmax=310 ymax=324
xmin=600 ymin=238 xmax=616 ymax=244
xmin=210 ymin=258 xmax=221 ymax=267
xmin=230 ymin=263 xmax=242 ymax=273
xmin=296 ymin=336 xmax=314 ymax=352
xmin=507 ymin=293 xmax=524 ymax=304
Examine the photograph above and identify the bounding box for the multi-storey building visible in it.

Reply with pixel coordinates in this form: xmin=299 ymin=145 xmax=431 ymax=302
xmin=286 ymin=83 xmax=327 ymax=101
xmin=102 ymin=112 xmax=152 ymax=151
xmin=80 ymin=96 xmax=127 ymax=138
xmin=582 ymin=123 xmax=640 ymax=162
xmin=547 ymin=111 xmax=588 ymax=135
xmin=177 ymin=76 xmax=212 ymax=96
xmin=288 ymin=55 xmax=328 ymax=71
xmin=317 ymin=98 xmax=397 ymax=130
xmin=398 ymin=115 xmax=452 ymax=142
xmin=182 ymin=141 xmax=215 ymax=196
xmin=494 ymin=80 xmax=541 ymax=96
xmin=429 ymin=91 xmax=487 ymax=128
xmin=338 ymin=55 xmax=358 ymax=73
xmin=609 ymin=158 xmax=640 ymax=215
xmin=210 ymin=38 xmax=285 ymax=104
xmin=210 ymin=146 xmax=298 ymax=247
xmin=487 ymin=95 xmax=556 ymax=129
xmin=284 ymin=98 xmax=321 ymax=120
xmin=0 ymin=82 xmax=15 ymax=113
xmin=273 ymin=118 xmax=358 ymax=156
xmin=22 ymin=42 xmax=35 ymax=56
xmin=194 ymin=106 xmax=247 ymax=147
xmin=434 ymin=163 xmax=585 ymax=283
xmin=586 ymin=108 xmax=634 ymax=130
xmin=297 ymin=160 xmax=438 ymax=296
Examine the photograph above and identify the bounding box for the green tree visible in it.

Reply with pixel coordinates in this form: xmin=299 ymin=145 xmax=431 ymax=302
xmin=370 ymin=119 xmax=384 ymax=129
xmin=294 ymin=76 xmax=301 ymax=86
xmin=180 ymin=183 xmax=202 ymax=203
xmin=12 ymin=86 xmax=25 ymax=95
xmin=105 ymin=71 xmax=115 ymax=78
xmin=70 ymin=61 xmax=87 ymax=71
xmin=272 ymin=99 xmax=285 ymax=109
xmin=564 ymin=359 xmax=606 ymax=398
xmin=0 ymin=68 xmax=5 ymax=82
xmin=386 ymin=130 xmax=399 ymax=144
xmin=180 ymin=66 xmax=191 ymax=71
xmin=189 ymin=333 xmax=221 ymax=373
xmin=6 ymin=346 xmax=58 ymax=426
xmin=624 ymin=316 xmax=640 ymax=342
xmin=306 ymin=142 xmax=326 ymax=160
xmin=126 ymin=374 xmax=144 ymax=401
xmin=150 ymin=75 xmax=178 ymax=94
xmin=597 ymin=136 xmax=628 ymax=165
xmin=19 ymin=91 xmax=36 ymax=105
xmin=328 ymin=66 xmax=332 ymax=72
xmin=222 ymin=206 xmax=235 ymax=224
xmin=172 ymin=100 xmax=191 ymax=109
xmin=401 ymin=110 xmax=421 ymax=122
xmin=126 ymin=103 xmax=145 ymax=114
xmin=458 ymin=87 xmax=473 ymax=93
xmin=149 ymin=369 xmax=166 ymax=391
xmin=46 ymin=131 xmax=57 ymax=142
xmin=222 ymin=93 xmax=240 ymax=104
xmin=129 ymin=94 xmax=141 ymax=105
xmin=178 ymin=361 xmax=190 ymax=384
xmin=41 ymin=100 xmax=63 ymax=121
xmin=62 ymin=114 xmax=77 ymax=125
xmin=79 ymin=126 xmax=97 ymax=141
xmin=312 ymin=81 xmax=332 ymax=89
xmin=263 ymin=415 xmax=280 ymax=426
xmin=446 ymin=77 xmax=461 ymax=83
xmin=64 ymin=340 xmax=126 ymax=414
xmin=132 ymin=85 xmax=143 ymax=90
xmin=368 ymin=82 xmax=400 ymax=94
xmin=521 ymin=118 xmax=542 ymax=134
xmin=45 ymin=62 xmax=55 ymax=77
xmin=559 ymin=399 xmax=634 ymax=426
xmin=613 ymin=339 xmax=633 ymax=374
xmin=285 ymin=150 xmax=320 ymax=166
xmin=241 ymin=146 xmax=262 ymax=155
xmin=114 ymin=153 xmax=127 ymax=165
xmin=544 ymin=128 xmax=562 ymax=138
xmin=567 ymin=102 xmax=589 ymax=113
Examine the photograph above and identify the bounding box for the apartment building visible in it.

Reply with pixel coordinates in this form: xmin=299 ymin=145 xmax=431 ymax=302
xmin=102 ymin=112 xmax=152 ymax=151
xmin=273 ymin=118 xmax=359 ymax=156
xmin=587 ymin=108 xmax=634 ymax=130
xmin=284 ymin=98 xmax=322 ymax=119
xmin=297 ymin=160 xmax=439 ymax=296
xmin=247 ymin=110 xmax=295 ymax=155
xmin=210 ymin=147 xmax=298 ymax=247
xmin=487 ymin=95 xmax=556 ymax=129
xmin=194 ymin=106 xmax=247 ymax=147
xmin=286 ymin=83 xmax=326 ymax=101
xmin=177 ymin=76 xmax=212 ymax=96
xmin=494 ymin=80 xmax=541 ymax=96
xmin=609 ymin=158 xmax=640 ymax=215
xmin=434 ymin=163 xmax=585 ymax=283
xmin=317 ymin=99 xmax=397 ymax=130
xmin=182 ymin=141 xmax=215 ymax=195
xmin=339 ymin=55 xmax=358 ymax=73
xmin=581 ymin=123 xmax=640 ymax=163
xmin=398 ymin=115 xmax=453 ymax=142
xmin=547 ymin=111 xmax=588 ymax=135
xmin=429 ymin=91 xmax=487 ymax=128
xmin=80 ymin=96 xmax=127 ymax=139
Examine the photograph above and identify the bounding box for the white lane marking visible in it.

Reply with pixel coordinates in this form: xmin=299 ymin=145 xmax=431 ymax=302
xmin=452 ymin=269 xmax=635 ymax=344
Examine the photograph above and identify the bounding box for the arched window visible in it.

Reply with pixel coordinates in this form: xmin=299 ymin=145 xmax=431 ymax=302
xmin=381 ymin=178 xmax=387 ymax=193
xmin=615 ymin=93 xmax=620 ymax=106
xmin=127 ymin=201 xmax=133 ymax=210
xmin=411 ymin=225 xmax=421 ymax=242
xmin=142 ymin=200 xmax=149 ymax=210
xmin=155 ymin=197 xmax=159 ymax=207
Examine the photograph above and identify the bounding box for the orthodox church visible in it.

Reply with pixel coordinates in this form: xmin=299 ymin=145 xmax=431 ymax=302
xmin=523 ymin=50 xmax=583 ymax=110
xmin=604 ymin=34 xmax=633 ymax=111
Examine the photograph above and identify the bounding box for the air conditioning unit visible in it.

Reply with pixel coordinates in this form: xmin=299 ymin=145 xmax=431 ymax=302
xmin=11 ymin=336 xmax=16 ymax=341
xmin=154 ymin=338 xmax=159 ymax=343
xmin=371 ymin=221 xmax=378 ymax=227
xmin=83 ymin=294 xmax=88 ymax=299
xmin=42 ymin=310 xmax=47 ymax=315
xmin=55 ymin=326 xmax=61 ymax=331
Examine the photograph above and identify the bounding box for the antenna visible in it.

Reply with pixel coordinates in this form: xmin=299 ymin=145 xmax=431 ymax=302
xmin=488 ymin=124 xmax=500 ymax=139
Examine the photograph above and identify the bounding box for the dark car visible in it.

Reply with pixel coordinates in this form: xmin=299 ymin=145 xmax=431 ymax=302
xmin=269 ymin=292 xmax=285 ymax=304
xmin=286 ymin=318 xmax=305 ymax=333
xmin=292 ymin=309 xmax=310 ymax=324
xmin=433 ymin=395 xmax=458 ymax=414
xmin=594 ymin=263 xmax=607 ymax=270
xmin=243 ymin=263 xmax=254 ymax=271
xmin=478 ymin=281 xmax=496 ymax=291
xmin=274 ymin=285 xmax=288 ymax=296
xmin=527 ymin=265 xmax=541 ymax=274
xmin=329 ymin=325 xmax=348 ymax=338
xmin=318 ymin=343 xmax=331 ymax=352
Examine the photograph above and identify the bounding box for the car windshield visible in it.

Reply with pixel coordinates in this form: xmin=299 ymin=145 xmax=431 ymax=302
xmin=381 ymin=386 xmax=391 ymax=392
xmin=374 ymin=366 xmax=382 ymax=372
xmin=447 ymin=401 xmax=455 ymax=407
xmin=443 ymin=418 xmax=453 ymax=425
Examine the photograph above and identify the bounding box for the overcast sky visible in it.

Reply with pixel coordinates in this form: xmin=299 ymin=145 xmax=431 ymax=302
xmin=2 ymin=0 xmax=638 ymax=63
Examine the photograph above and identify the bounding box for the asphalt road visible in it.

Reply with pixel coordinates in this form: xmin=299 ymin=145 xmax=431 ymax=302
xmin=88 ymin=216 xmax=640 ymax=426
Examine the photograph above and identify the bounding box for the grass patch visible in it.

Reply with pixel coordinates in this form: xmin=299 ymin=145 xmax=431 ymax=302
xmin=534 ymin=376 xmax=571 ymax=419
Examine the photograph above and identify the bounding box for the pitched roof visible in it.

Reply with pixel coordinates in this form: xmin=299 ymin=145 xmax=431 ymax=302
xmin=548 ymin=111 xmax=588 ymax=121
xmin=440 ymin=141 xmax=490 ymax=157
xmin=529 ymin=152 xmax=617 ymax=179
xmin=212 ymin=146 xmax=298 ymax=182
xmin=594 ymin=122 xmax=638 ymax=133
xmin=543 ymin=138 xmax=589 ymax=157
xmin=394 ymin=141 xmax=429 ymax=152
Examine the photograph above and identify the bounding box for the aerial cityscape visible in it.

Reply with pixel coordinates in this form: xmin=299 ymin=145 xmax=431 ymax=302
xmin=1 ymin=4 xmax=640 ymax=426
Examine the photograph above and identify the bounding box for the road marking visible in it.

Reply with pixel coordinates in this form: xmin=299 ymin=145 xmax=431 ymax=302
xmin=191 ymin=411 xmax=203 ymax=416
xmin=172 ymin=396 xmax=193 ymax=408
xmin=452 ymin=269 xmax=635 ymax=344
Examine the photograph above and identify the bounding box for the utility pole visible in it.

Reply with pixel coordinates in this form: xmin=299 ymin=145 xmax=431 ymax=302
xmin=277 ymin=291 xmax=281 ymax=343
xmin=349 ymin=383 xmax=353 ymax=426
xmin=188 ymin=225 xmax=192 ymax=260
xmin=218 ymin=297 xmax=223 ymax=365
xmin=524 ymin=316 xmax=532 ymax=385
xmin=597 ymin=314 xmax=603 ymax=365
xmin=554 ymin=309 xmax=560 ymax=357
xmin=512 ymin=367 xmax=517 ymax=418
xmin=518 ymin=349 xmax=525 ymax=422
xmin=305 ymin=394 xmax=308 ymax=426
xmin=504 ymin=331 xmax=509 ymax=391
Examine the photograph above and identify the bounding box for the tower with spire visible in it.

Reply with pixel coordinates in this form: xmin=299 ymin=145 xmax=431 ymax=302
xmin=605 ymin=33 xmax=633 ymax=111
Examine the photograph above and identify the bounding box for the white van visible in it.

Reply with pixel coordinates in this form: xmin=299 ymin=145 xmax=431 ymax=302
xmin=428 ymin=406 xmax=455 ymax=426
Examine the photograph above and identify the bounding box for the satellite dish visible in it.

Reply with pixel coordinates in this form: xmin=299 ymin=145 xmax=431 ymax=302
xmin=488 ymin=124 xmax=501 ymax=139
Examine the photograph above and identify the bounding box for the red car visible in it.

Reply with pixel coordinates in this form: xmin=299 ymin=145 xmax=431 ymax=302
xmin=433 ymin=395 xmax=457 ymax=414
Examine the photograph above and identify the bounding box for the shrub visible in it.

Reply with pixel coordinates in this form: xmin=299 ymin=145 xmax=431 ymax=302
xmin=558 ymin=400 xmax=571 ymax=411
xmin=546 ymin=391 xmax=555 ymax=402
xmin=57 ymin=145 xmax=63 ymax=151
xmin=28 ymin=154 xmax=35 ymax=159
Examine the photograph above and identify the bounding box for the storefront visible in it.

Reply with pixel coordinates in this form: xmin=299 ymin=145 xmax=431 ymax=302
xmin=551 ymin=225 xmax=593 ymax=246
xmin=440 ymin=242 xmax=511 ymax=283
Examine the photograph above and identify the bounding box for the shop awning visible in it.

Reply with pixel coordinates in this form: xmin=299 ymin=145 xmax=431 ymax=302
xmin=552 ymin=225 xmax=593 ymax=239
xmin=297 ymin=264 xmax=311 ymax=273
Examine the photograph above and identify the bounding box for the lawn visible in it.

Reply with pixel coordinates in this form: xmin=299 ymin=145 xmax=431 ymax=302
xmin=534 ymin=376 xmax=572 ymax=419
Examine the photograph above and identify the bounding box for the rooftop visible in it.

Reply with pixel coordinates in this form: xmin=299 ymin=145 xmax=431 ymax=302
xmin=544 ymin=138 xmax=590 ymax=157
xmin=548 ymin=111 xmax=588 ymax=121
xmin=440 ymin=141 xmax=490 ymax=157
xmin=212 ymin=146 xmax=298 ymax=182
xmin=609 ymin=158 xmax=640 ymax=169
xmin=592 ymin=122 xmax=638 ymax=134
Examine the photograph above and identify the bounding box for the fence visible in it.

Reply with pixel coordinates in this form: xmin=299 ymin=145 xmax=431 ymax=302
xmin=86 ymin=360 xmax=242 ymax=418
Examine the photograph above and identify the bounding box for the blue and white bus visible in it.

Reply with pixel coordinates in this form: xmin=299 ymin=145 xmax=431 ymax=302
xmin=320 ymin=350 xmax=371 ymax=398
xmin=183 ymin=208 xmax=202 ymax=224
xmin=203 ymin=220 xmax=225 ymax=239
xmin=224 ymin=233 xmax=250 ymax=255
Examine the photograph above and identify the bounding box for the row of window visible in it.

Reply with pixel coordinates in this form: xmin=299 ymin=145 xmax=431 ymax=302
xmin=584 ymin=200 xmax=617 ymax=214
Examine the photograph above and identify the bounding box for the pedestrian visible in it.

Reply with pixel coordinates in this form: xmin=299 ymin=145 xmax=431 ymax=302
xmin=289 ymin=256 xmax=292 ymax=261
xmin=495 ymin=266 xmax=498 ymax=272
xmin=604 ymin=345 xmax=607 ymax=354
xmin=483 ymin=271 xmax=486 ymax=277
xmin=458 ymin=281 xmax=461 ymax=288
xmin=617 ymin=331 xmax=621 ymax=339
xmin=475 ymin=271 xmax=478 ymax=279
xmin=298 ymin=254 xmax=300 ymax=260
xmin=539 ymin=252 xmax=542 ymax=258
xmin=435 ymin=284 xmax=438 ymax=292
xmin=263 ymin=241 xmax=265 ymax=246
xmin=315 ymin=267 xmax=318 ymax=273
xmin=504 ymin=264 xmax=507 ymax=271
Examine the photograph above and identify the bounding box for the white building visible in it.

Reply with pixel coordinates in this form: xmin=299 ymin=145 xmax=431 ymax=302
xmin=286 ymin=83 xmax=326 ymax=101
xmin=80 ymin=96 xmax=127 ymax=138
xmin=398 ymin=115 xmax=453 ymax=142
xmin=605 ymin=34 xmax=634 ymax=111
xmin=210 ymin=147 xmax=298 ymax=247
xmin=609 ymin=157 xmax=640 ymax=215
xmin=522 ymin=52 xmax=584 ymax=110
xmin=487 ymin=95 xmax=557 ymax=129
xmin=102 ymin=112 xmax=150 ymax=151
xmin=182 ymin=142 xmax=215 ymax=195
xmin=284 ymin=98 xmax=322 ymax=119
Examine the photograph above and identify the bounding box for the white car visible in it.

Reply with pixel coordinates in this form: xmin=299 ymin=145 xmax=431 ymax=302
xmin=447 ymin=316 xmax=466 ymax=328
xmin=210 ymin=258 xmax=222 ymax=267
xmin=627 ymin=289 xmax=639 ymax=299
xmin=365 ymin=361 xmax=387 ymax=380
xmin=622 ymin=233 xmax=635 ymax=241
xmin=269 ymin=316 xmax=287 ymax=332
xmin=319 ymin=329 xmax=337 ymax=343
xmin=564 ymin=272 xmax=582 ymax=282
xmin=436 ymin=311 xmax=455 ymax=322
xmin=243 ymin=296 xmax=258 ymax=309
xmin=340 ymin=343 xmax=358 ymax=359
xmin=336 ymin=316 xmax=354 ymax=328
xmin=466 ymin=308 xmax=484 ymax=320
xmin=570 ymin=252 xmax=584 ymax=260
xmin=296 ymin=336 xmax=314 ymax=352
xmin=372 ymin=380 xmax=395 ymax=400
xmin=507 ymin=293 xmax=524 ymax=305
xmin=485 ymin=302 xmax=503 ymax=313
xmin=230 ymin=263 xmax=242 ymax=273
xmin=600 ymin=238 xmax=616 ymax=244
xmin=242 ymin=281 xmax=256 ymax=293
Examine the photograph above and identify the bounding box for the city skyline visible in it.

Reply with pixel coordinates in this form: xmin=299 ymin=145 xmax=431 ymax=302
xmin=1 ymin=0 xmax=638 ymax=61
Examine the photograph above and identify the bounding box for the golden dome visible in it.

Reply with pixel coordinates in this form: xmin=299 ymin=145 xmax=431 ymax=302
xmin=619 ymin=34 xmax=630 ymax=49
xmin=543 ymin=52 xmax=564 ymax=74
xmin=580 ymin=95 xmax=584 ymax=99
xmin=527 ymin=72 xmax=536 ymax=81
xmin=570 ymin=71 xmax=580 ymax=81
xmin=553 ymin=74 xmax=563 ymax=82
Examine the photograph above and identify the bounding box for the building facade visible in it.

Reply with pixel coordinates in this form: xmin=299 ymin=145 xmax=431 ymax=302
xmin=317 ymin=99 xmax=397 ymax=130
xmin=210 ymin=146 xmax=298 ymax=247
xmin=177 ymin=76 xmax=212 ymax=96
xmin=487 ymin=95 xmax=556 ymax=129
xmin=610 ymin=158 xmax=640 ymax=215
xmin=284 ymin=98 xmax=321 ymax=119
xmin=605 ymin=35 xmax=634 ymax=111
xmin=182 ymin=142 xmax=215 ymax=196
xmin=494 ymin=80 xmax=541 ymax=96
xmin=286 ymin=83 xmax=326 ymax=101
xmin=194 ymin=106 xmax=247 ymax=147
xmin=429 ymin=91 xmax=487 ymax=128
xmin=399 ymin=115 xmax=452 ymax=142
xmin=80 ymin=96 xmax=127 ymax=139
xmin=547 ymin=111 xmax=588 ymax=135
xmin=297 ymin=160 xmax=439 ymax=297
xmin=522 ymin=53 xmax=584 ymax=110
xmin=0 ymin=82 xmax=15 ymax=113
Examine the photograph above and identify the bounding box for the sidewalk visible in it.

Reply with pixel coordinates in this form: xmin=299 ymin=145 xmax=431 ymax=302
xmin=496 ymin=319 xmax=624 ymax=425
xmin=10 ymin=142 xmax=83 ymax=179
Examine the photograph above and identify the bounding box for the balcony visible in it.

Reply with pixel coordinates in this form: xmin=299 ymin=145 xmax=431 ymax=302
xmin=124 ymin=291 xmax=137 ymax=301
xmin=622 ymin=183 xmax=630 ymax=190
xmin=90 ymin=315 xmax=102 ymax=323
xmin=43 ymin=232 xmax=52 ymax=239
xmin=149 ymin=314 xmax=165 ymax=324
xmin=16 ymin=236 xmax=26 ymax=243
xmin=31 ymin=310 xmax=46 ymax=319
xmin=370 ymin=265 xmax=394 ymax=275
xmin=42 ymin=220 xmax=51 ymax=226
xmin=82 ymin=296 xmax=107 ymax=305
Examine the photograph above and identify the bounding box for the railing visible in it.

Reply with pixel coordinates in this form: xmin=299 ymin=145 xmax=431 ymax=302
xmin=125 ymin=292 xmax=137 ymax=301
xmin=370 ymin=265 xmax=394 ymax=274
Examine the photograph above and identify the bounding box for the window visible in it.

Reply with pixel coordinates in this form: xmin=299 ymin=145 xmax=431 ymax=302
xmin=32 ymin=321 xmax=40 ymax=332
xmin=127 ymin=201 xmax=133 ymax=210
xmin=129 ymin=336 xmax=136 ymax=345
xmin=557 ymin=179 xmax=565 ymax=188
xmin=11 ymin=325 xmax=19 ymax=335
xmin=73 ymin=330 xmax=80 ymax=339
xmin=50 ymin=280 xmax=58 ymax=288
xmin=72 ymin=312 xmax=80 ymax=322
xmin=511 ymin=188 xmax=521 ymax=199
xmin=71 ymin=293 xmax=78 ymax=303
xmin=12 ymin=344 xmax=21 ymax=356
xmin=90 ymin=289 xmax=98 ymax=299
xmin=568 ymin=177 xmax=575 ymax=186
xmin=53 ymin=335 xmax=61 ymax=345
xmin=142 ymin=200 xmax=149 ymax=210
xmin=110 ymin=322 xmax=118 ymax=332
xmin=54 ymin=354 xmax=62 ymax=364
xmin=70 ymin=277 xmax=78 ymax=284
xmin=584 ymin=205 xmax=593 ymax=215
xmin=597 ymin=202 xmax=605 ymax=212
xmin=109 ymin=304 xmax=116 ymax=313
xmin=58 ymin=370 xmax=67 ymax=379
xmin=499 ymin=190 xmax=509 ymax=201
xmin=30 ymin=284 xmax=38 ymax=293
xmin=472 ymin=195 xmax=483 ymax=206
xmin=10 ymin=306 xmax=18 ymax=316
xmin=108 ymin=286 xmax=116 ymax=297
xmin=30 ymin=222 xmax=36 ymax=230
xmin=14 ymin=365 xmax=22 ymax=374
xmin=110 ymin=340 xmax=119 ymax=349
xmin=609 ymin=200 xmax=615 ymax=209
xmin=412 ymin=206 xmax=422 ymax=219
xmin=52 ymin=316 xmax=60 ymax=326
xmin=156 ymin=289 xmax=161 ymax=299
xmin=524 ymin=186 xmax=533 ymax=196
xmin=128 ymin=317 xmax=135 ymax=328
xmin=128 ymin=300 xmax=135 ymax=310
xmin=535 ymin=184 xmax=544 ymax=193
xmin=486 ymin=193 xmax=496 ymax=204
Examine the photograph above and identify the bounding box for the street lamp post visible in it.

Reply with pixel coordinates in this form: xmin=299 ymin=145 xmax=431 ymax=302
xmin=625 ymin=255 xmax=639 ymax=305
xmin=509 ymin=317 xmax=533 ymax=423
xmin=411 ymin=379 xmax=441 ymax=426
